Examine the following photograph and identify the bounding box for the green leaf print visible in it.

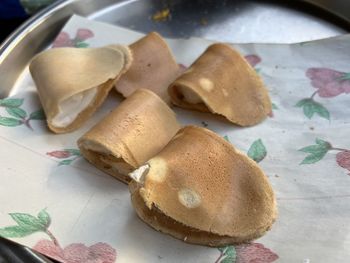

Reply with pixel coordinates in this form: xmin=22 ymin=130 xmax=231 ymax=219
xmin=295 ymin=98 xmax=310 ymax=107
xmin=65 ymin=149 xmax=81 ymax=156
xmin=296 ymin=98 xmax=330 ymax=120
xmin=315 ymin=138 xmax=331 ymax=146
xmin=302 ymin=100 xmax=316 ymax=118
xmin=218 ymin=246 xmax=237 ymax=263
xmin=299 ymin=138 xmax=331 ymax=164
xmin=6 ymin=107 xmax=27 ymax=119
xmin=247 ymin=139 xmax=267 ymax=163
xmin=0 ymin=209 xmax=57 ymax=241
xmin=223 ymin=135 xmax=230 ymax=142
xmin=9 ymin=213 xmax=46 ymax=231
xmin=59 ymin=159 xmax=74 ymax=166
xmin=0 ymin=117 xmax=22 ymax=127
xmin=0 ymin=98 xmax=23 ymax=108
xmin=29 ymin=109 xmax=46 ymax=120
xmin=338 ymin=72 xmax=350 ymax=81
xmin=218 ymin=247 xmax=226 ymax=253
xmin=0 ymin=211 xmax=49 ymax=238
xmin=0 ymin=226 xmax=38 ymax=238
xmin=271 ymin=103 xmax=278 ymax=110
xmin=75 ymin=42 xmax=89 ymax=48
xmin=303 ymin=101 xmax=329 ymax=120
xmin=37 ymin=209 xmax=51 ymax=228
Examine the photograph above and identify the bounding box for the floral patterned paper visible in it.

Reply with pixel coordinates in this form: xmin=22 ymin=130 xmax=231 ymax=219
xmin=0 ymin=209 xmax=116 ymax=263
xmin=0 ymin=97 xmax=45 ymax=130
xmin=52 ymin=28 xmax=95 ymax=48
xmin=295 ymin=67 xmax=350 ymax=120
xmin=0 ymin=15 xmax=349 ymax=263
xmin=47 ymin=149 xmax=82 ymax=166
xmin=299 ymin=138 xmax=350 ymax=175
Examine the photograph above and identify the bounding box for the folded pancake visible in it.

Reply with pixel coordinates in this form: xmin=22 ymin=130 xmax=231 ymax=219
xmin=168 ymin=43 xmax=272 ymax=126
xmin=78 ymin=89 xmax=180 ymax=184
xmin=115 ymin=32 xmax=180 ymax=103
xmin=29 ymin=45 xmax=132 ymax=133
xmin=129 ymin=126 xmax=277 ymax=246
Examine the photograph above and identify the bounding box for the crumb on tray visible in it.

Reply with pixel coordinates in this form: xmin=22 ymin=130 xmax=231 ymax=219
xmin=152 ymin=8 xmax=171 ymax=22
xmin=200 ymin=18 xmax=208 ymax=25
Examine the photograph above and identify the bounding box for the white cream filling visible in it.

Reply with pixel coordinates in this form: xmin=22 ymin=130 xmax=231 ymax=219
xmin=52 ymin=88 xmax=97 ymax=127
xmin=84 ymin=141 xmax=110 ymax=154
xmin=178 ymin=86 xmax=202 ymax=104
xmin=129 ymin=164 xmax=150 ymax=183
xmin=84 ymin=141 xmax=133 ymax=176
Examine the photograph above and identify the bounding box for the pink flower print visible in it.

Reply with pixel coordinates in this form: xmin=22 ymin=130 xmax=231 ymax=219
xmin=236 ymin=243 xmax=279 ymax=263
xmin=244 ymin=55 xmax=261 ymax=68
xmin=178 ymin=63 xmax=187 ymax=70
xmin=336 ymin=150 xmax=350 ymax=175
xmin=46 ymin=150 xmax=72 ymax=159
xmin=306 ymin=68 xmax=350 ymax=98
xmin=0 ymin=208 xmax=116 ymax=263
xmin=52 ymin=28 xmax=94 ymax=48
xmin=297 ymin=67 xmax=350 ymax=119
xmin=76 ymin=29 xmax=94 ymax=41
xmin=267 ymin=103 xmax=278 ymax=118
xmin=33 ymin=239 xmax=116 ymax=263
xmin=33 ymin=240 xmax=65 ymax=262
xmin=46 ymin=149 xmax=81 ymax=165
xmin=52 ymin=32 xmax=74 ymax=48
xmin=178 ymin=63 xmax=188 ymax=74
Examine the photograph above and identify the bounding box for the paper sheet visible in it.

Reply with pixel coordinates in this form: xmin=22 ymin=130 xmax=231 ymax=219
xmin=0 ymin=15 xmax=349 ymax=262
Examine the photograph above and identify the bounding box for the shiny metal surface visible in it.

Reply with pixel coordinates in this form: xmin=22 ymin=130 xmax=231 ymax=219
xmin=92 ymin=0 xmax=348 ymax=42
xmin=307 ymin=0 xmax=350 ymax=22
xmin=0 ymin=236 xmax=56 ymax=263
xmin=0 ymin=0 xmax=349 ymax=98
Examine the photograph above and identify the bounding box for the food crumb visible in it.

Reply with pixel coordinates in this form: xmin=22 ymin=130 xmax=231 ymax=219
xmin=201 ymin=121 xmax=208 ymax=127
xmin=274 ymin=174 xmax=279 ymax=178
xmin=309 ymin=126 xmax=314 ymax=130
xmin=178 ymin=63 xmax=187 ymax=71
xmin=152 ymin=8 xmax=170 ymax=22
xmin=200 ymin=18 xmax=208 ymax=25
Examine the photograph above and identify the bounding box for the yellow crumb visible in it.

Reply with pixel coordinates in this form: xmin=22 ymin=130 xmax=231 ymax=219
xmin=200 ymin=18 xmax=208 ymax=25
xmin=152 ymin=8 xmax=170 ymax=22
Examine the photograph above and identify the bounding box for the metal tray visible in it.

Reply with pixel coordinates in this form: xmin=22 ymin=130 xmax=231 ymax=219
xmin=0 ymin=0 xmax=349 ymax=98
xmin=0 ymin=1 xmax=349 ymax=261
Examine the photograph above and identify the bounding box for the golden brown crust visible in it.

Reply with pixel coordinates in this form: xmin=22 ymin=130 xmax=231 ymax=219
xmin=130 ymin=126 xmax=277 ymax=244
xmin=115 ymin=32 xmax=181 ymax=103
xmin=130 ymin=181 xmax=274 ymax=247
xmin=29 ymin=46 xmax=132 ymax=133
xmin=168 ymin=43 xmax=272 ymax=126
xmin=78 ymin=89 xmax=180 ymax=183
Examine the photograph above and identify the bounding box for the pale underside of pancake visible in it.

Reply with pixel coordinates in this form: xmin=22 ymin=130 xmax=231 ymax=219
xmin=168 ymin=43 xmax=272 ymax=126
xmin=115 ymin=32 xmax=181 ymax=103
xmin=78 ymin=89 xmax=180 ymax=184
xmin=129 ymin=126 xmax=277 ymax=246
xmin=29 ymin=45 xmax=132 ymax=133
